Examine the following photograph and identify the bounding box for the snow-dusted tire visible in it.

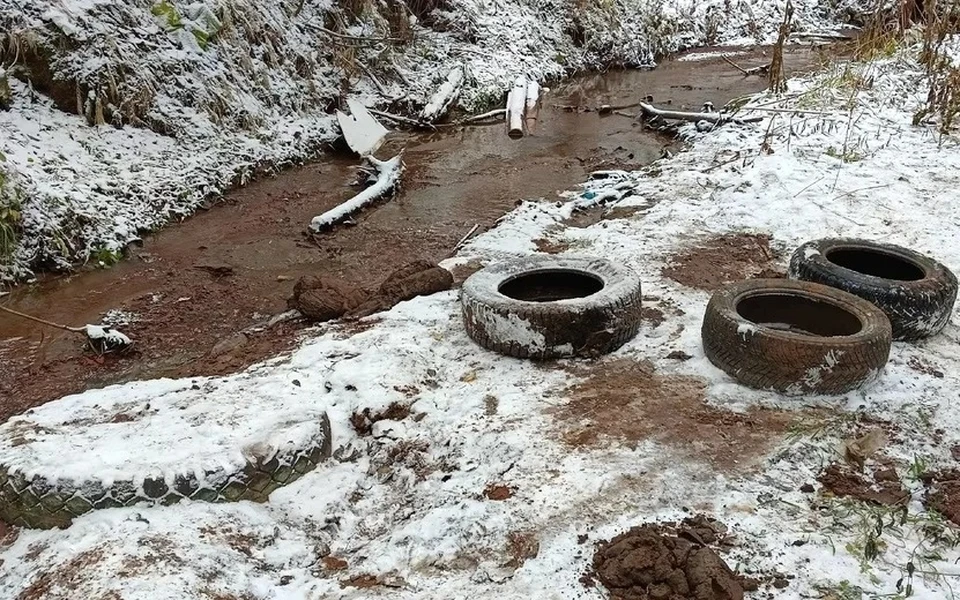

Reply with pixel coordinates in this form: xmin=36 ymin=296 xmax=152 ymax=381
xmin=789 ymin=238 xmax=958 ymax=341
xmin=460 ymin=256 xmax=642 ymax=359
xmin=701 ymin=279 xmax=892 ymax=395
xmin=0 ymin=414 xmax=332 ymax=530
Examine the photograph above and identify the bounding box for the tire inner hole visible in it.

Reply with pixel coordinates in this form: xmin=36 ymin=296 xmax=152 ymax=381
xmin=499 ymin=270 xmax=604 ymax=302
xmin=737 ymin=293 xmax=863 ymax=337
xmin=825 ymin=248 xmax=925 ymax=281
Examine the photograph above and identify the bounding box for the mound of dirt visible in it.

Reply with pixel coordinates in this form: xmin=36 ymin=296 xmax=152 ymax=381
xmin=588 ymin=516 xmax=745 ymax=600
xmin=289 ymin=261 xmax=453 ymax=322
xmin=818 ymin=462 xmax=909 ymax=506
xmin=349 ymin=261 xmax=455 ymax=318
xmin=289 ymin=276 xmax=368 ymax=321
xmin=661 ymin=233 xmax=783 ymax=291
xmin=921 ymin=469 xmax=960 ymax=525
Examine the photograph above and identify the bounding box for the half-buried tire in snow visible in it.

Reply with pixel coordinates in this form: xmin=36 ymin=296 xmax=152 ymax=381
xmin=460 ymin=256 xmax=643 ymax=359
xmin=0 ymin=380 xmax=333 ymax=529
xmin=788 ymin=238 xmax=958 ymax=341
xmin=701 ymin=279 xmax=892 ymax=395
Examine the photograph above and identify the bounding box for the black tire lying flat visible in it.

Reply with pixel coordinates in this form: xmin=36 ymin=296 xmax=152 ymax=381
xmin=702 ymin=279 xmax=892 ymax=395
xmin=789 ymin=238 xmax=957 ymax=341
xmin=460 ymin=256 xmax=643 ymax=359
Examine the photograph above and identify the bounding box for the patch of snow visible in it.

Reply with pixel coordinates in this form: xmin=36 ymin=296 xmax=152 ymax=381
xmin=82 ymin=324 xmax=132 ymax=348
xmin=474 ymin=309 xmax=547 ymax=354
xmin=0 ymin=374 xmax=329 ymax=487
xmin=736 ymin=322 xmax=757 ymax=339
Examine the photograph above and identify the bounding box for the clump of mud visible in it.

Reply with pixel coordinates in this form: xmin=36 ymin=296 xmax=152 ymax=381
xmin=921 ymin=469 xmax=960 ymax=525
xmin=289 ymin=260 xmax=453 ymax=322
xmin=350 ymin=402 xmax=412 ymax=436
xmin=818 ymin=462 xmax=909 ymax=506
xmin=289 ymin=276 xmax=367 ymax=321
xmin=587 ymin=516 xmax=746 ymax=600
xmin=661 ymin=233 xmax=783 ymax=291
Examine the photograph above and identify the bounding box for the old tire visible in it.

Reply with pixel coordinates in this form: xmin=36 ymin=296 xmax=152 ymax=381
xmin=460 ymin=256 xmax=642 ymax=359
xmin=0 ymin=382 xmax=334 ymax=529
xmin=789 ymin=238 xmax=958 ymax=340
xmin=701 ymin=279 xmax=892 ymax=395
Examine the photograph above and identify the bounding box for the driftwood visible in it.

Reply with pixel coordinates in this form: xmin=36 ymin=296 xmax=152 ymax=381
xmin=721 ymin=55 xmax=771 ymax=77
xmin=368 ymin=108 xmax=432 ymax=129
xmin=638 ymin=102 xmax=763 ymax=125
xmin=420 ymin=66 xmax=464 ymax=124
xmin=0 ymin=305 xmax=133 ymax=353
xmin=310 ymin=154 xmax=404 ymax=231
xmin=506 ymin=76 xmax=527 ymax=138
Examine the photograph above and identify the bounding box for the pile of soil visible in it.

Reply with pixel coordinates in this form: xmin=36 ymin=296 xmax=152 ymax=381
xmin=818 ymin=462 xmax=909 ymax=506
xmin=587 ymin=516 xmax=747 ymax=600
xmin=289 ymin=260 xmax=453 ymax=322
xmin=921 ymin=469 xmax=960 ymax=525
xmin=661 ymin=233 xmax=783 ymax=291
xmin=289 ymin=276 xmax=367 ymax=321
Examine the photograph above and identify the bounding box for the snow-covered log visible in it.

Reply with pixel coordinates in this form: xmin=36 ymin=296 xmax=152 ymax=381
xmin=506 ymin=76 xmax=527 ymax=139
xmin=419 ymin=66 xmax=464 ymax=124
xmin=309 ymin=155 xmax=404 ymax=231
xmin=524 ymin=80 xmax=541 ymax=133
xmin=638 ymin=102 xmax=763 ymax=125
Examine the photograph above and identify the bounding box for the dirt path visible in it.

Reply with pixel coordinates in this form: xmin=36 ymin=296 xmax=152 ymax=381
xmin=0 ymin=45 xmax=836 ymax=421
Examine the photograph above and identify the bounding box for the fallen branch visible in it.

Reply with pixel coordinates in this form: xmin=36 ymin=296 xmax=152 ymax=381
xmin=419 ymin=66 xmax=464 ymax=124
xmin=318 ymin=26 xmax=402 ymax=45
xmin=722 ymin=55 xmax=771 ymax=77
xmin=368 ymin=108 xmax=432 ymax=130
xmin=453 ymin=224 xmax=480 ymax=253
xmin=638 ymin=102 xmax=763 ymax=125
xmin=0 ymin=305 xmax=133 ymax=353
xmin=459 ymin=108 xmax=506 ymax=124
xmin=355 ymin=59 xmax=387 ymax=94
xmin=310 ymin=154 xmax=404 ymax=231
xmin=435 ymin=108 xmax=506 ymax=128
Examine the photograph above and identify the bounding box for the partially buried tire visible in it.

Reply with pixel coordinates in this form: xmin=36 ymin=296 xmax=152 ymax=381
xmin=789 ymin=238 xmax=957 ymax=341
xmin=460 ymin=256 xmax=643 ymax=359
xmin=701 ymin=279 xmax=892 ymax=395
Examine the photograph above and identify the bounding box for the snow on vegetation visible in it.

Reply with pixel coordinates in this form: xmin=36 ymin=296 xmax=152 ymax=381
xmin=0 ymin=0 xmax=871 ymax=281
xmin=3 ymin=37 xmax=960 ymax=598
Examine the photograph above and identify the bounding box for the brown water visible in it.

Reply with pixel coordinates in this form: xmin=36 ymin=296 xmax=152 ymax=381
xmin=0 ymin=44 xmax=837 ymax=419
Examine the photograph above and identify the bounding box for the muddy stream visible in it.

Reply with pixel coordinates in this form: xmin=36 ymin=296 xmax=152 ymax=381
xmin=0 ymin=45 xmax=836 ymax=420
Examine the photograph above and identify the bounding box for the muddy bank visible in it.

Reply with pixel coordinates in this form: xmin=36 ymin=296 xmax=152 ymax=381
xmin=0 ymin=45 xmax=836 ymax=420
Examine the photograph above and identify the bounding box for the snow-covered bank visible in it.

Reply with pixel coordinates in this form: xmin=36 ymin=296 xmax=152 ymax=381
xmin=0 ymin=0 xmax=871 ymax=281
xmin=3 ymin=41 xmax=960 ymax=598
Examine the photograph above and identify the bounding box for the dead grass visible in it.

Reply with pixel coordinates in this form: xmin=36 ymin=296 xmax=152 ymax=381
xmin=914 ymin=1 xmax=960 ymax=137
xmin=768 ymin=0 xmax=794 ymax=94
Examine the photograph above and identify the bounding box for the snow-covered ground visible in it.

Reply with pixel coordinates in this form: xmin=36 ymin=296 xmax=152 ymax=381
xmin=0 ymin=0 xmax=870 ymax=281
xmin=2 ymin=38 xmax=960 ymax=598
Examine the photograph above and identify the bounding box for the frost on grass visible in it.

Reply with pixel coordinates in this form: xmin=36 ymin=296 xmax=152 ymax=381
xmin=0 ymin=0 xmax=873 ymax=281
